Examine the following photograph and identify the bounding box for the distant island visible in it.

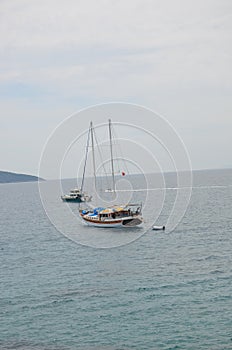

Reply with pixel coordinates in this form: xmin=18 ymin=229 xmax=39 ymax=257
xmin=0 ymin=171 xmax=44 ymax=184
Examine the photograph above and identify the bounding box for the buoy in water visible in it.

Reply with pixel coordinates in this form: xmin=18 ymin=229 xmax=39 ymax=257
xmin=152 ymin=225 xmax=165 ymax=231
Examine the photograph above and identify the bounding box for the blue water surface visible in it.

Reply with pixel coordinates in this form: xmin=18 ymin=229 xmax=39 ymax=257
xmin=0 ymin=169 xmax=232 ymax=349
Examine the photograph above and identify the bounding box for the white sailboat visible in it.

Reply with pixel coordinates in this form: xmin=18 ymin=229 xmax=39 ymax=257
xmin=79 ymin=119 xmax=143 ymax=228
xmin=61 ymin=123 xmax=92 ymax=203
xmin=61 ymin=188 xmax=91 ymax=202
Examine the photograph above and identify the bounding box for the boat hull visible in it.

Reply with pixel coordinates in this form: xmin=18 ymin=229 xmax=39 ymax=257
xmin=152 ymin=225 xmax=165 ymax=231
xmin=61 ymin=196 xmax=82 ymax=203
xmin=81 ymin=215 xmax=143 ymax=228
xmin=61 ymin=195 xmax=92 ymax=202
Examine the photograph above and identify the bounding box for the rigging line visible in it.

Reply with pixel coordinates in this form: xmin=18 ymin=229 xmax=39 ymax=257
xmin=109 ymin=119 xmax=116 ymax=191
xmin=110 ymin=125 xmax=119 ymax=172
xmin=111 ymin=123 xmax=130 ymax=175
xmin=80 ymin=124 xmax=91 ymax=192
xmin=92 ymin=126 xmax=111 ymax=190
xmin=90 ymin=121 xmax=97 ymax=190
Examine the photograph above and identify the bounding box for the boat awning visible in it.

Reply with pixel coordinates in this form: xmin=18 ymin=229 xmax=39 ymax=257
xmin=112 ymin=206 xmax=124 ymax=212
xmin=93 ymin=207 xmax=105 ymax=214
xmin=100 ymin=206 xmax=125 ymax=214
xmin=100 ymin=208 xmax=114 ymax=214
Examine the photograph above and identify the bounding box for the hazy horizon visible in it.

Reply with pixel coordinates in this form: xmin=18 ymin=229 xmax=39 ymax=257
xmin=3 ymin=166 xmax=232 ymax=182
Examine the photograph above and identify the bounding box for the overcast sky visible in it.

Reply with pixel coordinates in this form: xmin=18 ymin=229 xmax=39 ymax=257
xmin=0 ymin=0 xmax=231 ymax=178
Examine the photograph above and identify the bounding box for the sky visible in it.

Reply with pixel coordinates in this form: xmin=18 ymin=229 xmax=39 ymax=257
xmin=0 ymin=0 xmax=231 ymax=179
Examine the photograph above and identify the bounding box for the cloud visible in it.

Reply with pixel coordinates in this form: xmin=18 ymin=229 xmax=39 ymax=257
xmin=0 ymin=0 xmax=231 ymax=174
xmin=1 ymin=0 xmax=231 ymax=49
xmin=1 ymin=0 xmax=231 ymax=93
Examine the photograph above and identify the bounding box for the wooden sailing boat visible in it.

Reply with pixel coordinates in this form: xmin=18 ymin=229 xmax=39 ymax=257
xmin=79 ymin=119 xmax=143 ymax=227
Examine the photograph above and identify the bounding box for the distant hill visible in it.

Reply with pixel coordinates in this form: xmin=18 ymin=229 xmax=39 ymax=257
xmin=0 ymin=171 xmax=44 ymax=184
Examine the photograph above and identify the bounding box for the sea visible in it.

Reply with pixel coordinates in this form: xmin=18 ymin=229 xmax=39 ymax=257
xmin=0 ymin=168 xmax=232 ymax=350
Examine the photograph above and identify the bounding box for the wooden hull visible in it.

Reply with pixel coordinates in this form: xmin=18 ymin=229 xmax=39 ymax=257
xmin=80 ymin=214 xmax=143 ymax=228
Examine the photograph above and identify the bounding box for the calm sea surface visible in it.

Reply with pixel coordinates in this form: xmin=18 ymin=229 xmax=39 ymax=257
xmin=0 ymin=169 xmax=232 ymax=349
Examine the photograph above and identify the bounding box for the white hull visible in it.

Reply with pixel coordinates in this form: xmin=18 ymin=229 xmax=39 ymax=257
xmin=61 ymin=188 xmax=91 ymax=202
xmin=152 ymin=225 xmax=165 ymax=231
xmin=84 ymin=220 xmax=123 ymax=228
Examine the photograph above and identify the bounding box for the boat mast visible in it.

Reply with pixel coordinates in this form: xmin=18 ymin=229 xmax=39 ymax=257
xmin=81 ymin=123 xmax=91 ymax=192
xmin=90 ymin=121 xmax=97 ymax=190
xmin=108 ymin=118 xmax=115 ymax=192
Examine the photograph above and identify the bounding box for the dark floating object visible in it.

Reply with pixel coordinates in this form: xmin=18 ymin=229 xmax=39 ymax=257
xmin=152 ymin=225 xmax=165 ymax=231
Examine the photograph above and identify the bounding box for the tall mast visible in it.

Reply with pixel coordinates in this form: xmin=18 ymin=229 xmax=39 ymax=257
xmin=80 ymin=124 xmax=91 ymax=192
xmin=108 ymin=119 xmax=115 ymax=192
xmin=90 ymin=121 xmax=97 ymax=190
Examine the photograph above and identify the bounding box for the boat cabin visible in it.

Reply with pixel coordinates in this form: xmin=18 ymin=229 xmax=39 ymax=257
xmin=97 ymin=205 xmax=142 ymax=220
